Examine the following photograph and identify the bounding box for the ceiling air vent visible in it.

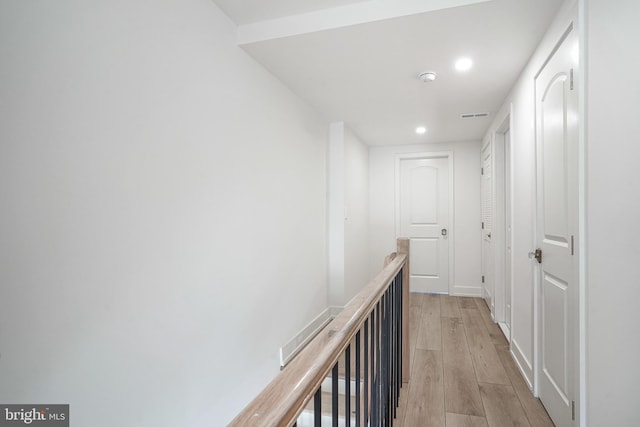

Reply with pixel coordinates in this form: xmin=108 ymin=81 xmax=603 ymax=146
xmin=460 ymin=112 xmax=490 ymax=119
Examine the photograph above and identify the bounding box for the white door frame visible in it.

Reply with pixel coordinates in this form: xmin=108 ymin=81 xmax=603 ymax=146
xmin=395 ymin=151 xmax=455 ymax=294
xmin=533 ymin=21 xmax=580 ymax=426
xmin=481 ymin=138 xmax=493 ymax=309
xmin=493 ymin=110 xmax=514 ymax=340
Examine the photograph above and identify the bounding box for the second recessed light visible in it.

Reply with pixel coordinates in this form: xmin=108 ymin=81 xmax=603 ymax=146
xmin=455 ymin=57 xmax=473 ymax=71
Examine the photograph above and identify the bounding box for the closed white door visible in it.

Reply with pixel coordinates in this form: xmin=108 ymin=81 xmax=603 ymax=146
xmin=481 ymin=142 xmax=493 ymax=309
xmin=535 ymin=26 xmax=578 ymax=427
xmin=398 ymin=157 xmax=449 ymax=293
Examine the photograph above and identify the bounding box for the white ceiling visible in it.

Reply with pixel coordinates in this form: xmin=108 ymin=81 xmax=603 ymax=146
xmin=212 ymin=0 xmax=564 ymax=146
xmin=213 ymin=0 xmax=366 ymax=25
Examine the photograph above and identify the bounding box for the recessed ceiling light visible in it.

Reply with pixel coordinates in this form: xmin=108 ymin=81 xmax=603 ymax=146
xmin=455 ymin=57 xmax=473 ymax=71
xmin=416 ymin=126 xmax=427 ymax=135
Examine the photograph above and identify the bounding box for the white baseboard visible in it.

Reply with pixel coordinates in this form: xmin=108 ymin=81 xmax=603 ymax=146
xmin=279 ymin=306 xmax=343 ymax=368
xmin=410 ymin=290 xmax=447 ymax=295
xmin=498 ymin=322 xmax=511 ymax=342
xmin=450 ymin=285 xmax=483 ymax=297
xmin=511 ymin=338 xmax=534 ymax=390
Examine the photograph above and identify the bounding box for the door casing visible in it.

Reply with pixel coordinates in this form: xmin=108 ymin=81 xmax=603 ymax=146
xmin=533 ymin=21 xmax=580 ymax=427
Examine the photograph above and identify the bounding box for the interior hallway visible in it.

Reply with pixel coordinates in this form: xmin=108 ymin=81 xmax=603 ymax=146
xmin=395 ymin=294 xmax=554 ymax=427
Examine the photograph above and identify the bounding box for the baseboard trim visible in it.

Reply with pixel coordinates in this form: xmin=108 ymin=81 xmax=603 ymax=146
xmin=279 ymin=306 xmax=343 ymax=368
xmin=450 ymin=285 xmax=483 ymax=297
xmin=498 ymin=322 xmax=511 ymax=343
xmin=511 ymin=338 xmax=534 ymax=390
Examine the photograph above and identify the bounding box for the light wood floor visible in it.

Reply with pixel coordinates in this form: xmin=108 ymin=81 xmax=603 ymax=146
xmin=394 ymin=294 xmax=554 ymax=427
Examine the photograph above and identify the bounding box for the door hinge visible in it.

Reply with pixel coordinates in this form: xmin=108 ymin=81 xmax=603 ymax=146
xmin=481 ymin=167 xmax=484 ymax=175
xmin=482 ymin=275 xmax=485 ymax=283
xmin=570 ymin=68 xmax=574 ymax=90
xmin=572 ymin=400 xmax=576 ymax=421
xmin=571 ymin=235 xmax=575 ymax=256
xmin=482 ymin=222 xmax=485 ymax=229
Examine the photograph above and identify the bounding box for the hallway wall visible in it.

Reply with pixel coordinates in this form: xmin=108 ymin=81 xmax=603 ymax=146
xmin=0 ymin=1 xmax=329 ymax=425
xmin=368 ymin=141 xmax=482 ymax=296
xmin=344 ymin=128 xmax=371 ymax=303
xmin=328 ymin=123 xmax=371 ymax=307
xmin=584 ymin=0 xmax=640 ymax=424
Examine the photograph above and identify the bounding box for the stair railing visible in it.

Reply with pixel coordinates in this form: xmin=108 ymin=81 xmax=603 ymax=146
xmin=229 ymin=238 xmax=410 ymax=427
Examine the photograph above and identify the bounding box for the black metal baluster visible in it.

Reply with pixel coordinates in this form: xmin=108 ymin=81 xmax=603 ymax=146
xmin=381 ymin=293 xmax=386 ymax=426
xmin=345 ymin=344 xmax=351 ymax=427
xmin=314 ymin=388 xmax=322 ymax=427
xmin=371 ymin=306 xmax=378 ymax=427
xmin=384 ymin=290 xmax=390 ymax=426
xmin=389 ymin=280 xmax=395 ymax=421
xmin=382 ymin=296 xmax=386 ymax=426
xmin=388 ymin=286 xmax=393 ymax=425
xmin=393 ymin=276 xmax=400 ymax=418
xmin=333 ymin=362 xmax=339 ymax=427
xmin=356 ymin=330 xmax=361 ymax=427
xmin=364 ymin=318 xmax=369 ymax=425
xmin=379 ymin=295 xmax=383 ymax=427
xmin=390 ymin=279 xmax=397 ymax=421
xmin=396 ymin=273 xmax=402 ymax=408
xmin=375 ymin=300 xmax=381 ymax=426
xmin=384 ymin=291 xmax=389 ymax=427
xmin=399 ymin=270 xmax=403 ymax=394
xmin=394 ymin=275 xmax=400 ymax=415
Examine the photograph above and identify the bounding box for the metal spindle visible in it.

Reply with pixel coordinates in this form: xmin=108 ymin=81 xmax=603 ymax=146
xmin=389 ymin=286 xmax=392 ymax=423
xmin=356 ymin=330 xmax=361 ymax=427
xmin=384 ymin=291 xmax=390 ymax=426
xmin=394 ymin=278 xmax=398 ymax=416
xmin=399 ymin=270 xmax=404 ymax=389
xmin=381 ymin=293 xmax=387 ymax=426
xmin=364 ymin=318 xmax=369 ymax=424
xmin=314 ymin=388 xmax=321 ymax=427
xmin=332 ymin=363 xmax=339 ymax=427
xmin=389 ymin=283 xmax=395 ymax=422
xmin=376 ymin=300 xmax=382 ymax=426
xmin=393 ymin=276 xmax=399 ymax=414
xmin=396 ymin=273 xmax=402 ymax=408
xmin=371 ymin=307 xmax=378 ymax=426
xmin=345 ymin=344 xmax=351 ymax=427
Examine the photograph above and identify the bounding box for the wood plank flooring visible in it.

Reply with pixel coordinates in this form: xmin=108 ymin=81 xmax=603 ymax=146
xmin=394 ymin=294 xmax=554 ymax=427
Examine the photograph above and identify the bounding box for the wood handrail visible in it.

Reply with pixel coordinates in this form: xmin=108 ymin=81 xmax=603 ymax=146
xmin=383 ymin=252 xmax=397 ymax=266
xmin=229 ymin=239 xmax=410 ymax=427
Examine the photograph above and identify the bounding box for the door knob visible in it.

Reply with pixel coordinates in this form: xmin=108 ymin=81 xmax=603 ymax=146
xmin=528 ymin=248 xmax=542 ymax=263
xmin=441 ymin=228 xmax=447 ymax=236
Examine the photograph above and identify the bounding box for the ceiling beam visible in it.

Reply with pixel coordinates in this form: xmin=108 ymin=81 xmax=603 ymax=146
xmin=237 ymin=0 xmax=493 ymax=45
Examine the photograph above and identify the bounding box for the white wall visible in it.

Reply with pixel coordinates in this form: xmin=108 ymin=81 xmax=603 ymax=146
xmin=328 ymin=123 xmax=346 ymax=306
xmin=369 ymin=141 xmax=482 ymax=296
xmin=482 ymin=0 xmax=577 ymax=386
xmin=344 ymin=127 xmax=370 ymax=303
xmin=328 ymin=123 xmax=370 ymax=306
xmin=0 ymin=1 xmax=329 ymax=425
xmin=584 ymin=0 xmax=640 ymax=425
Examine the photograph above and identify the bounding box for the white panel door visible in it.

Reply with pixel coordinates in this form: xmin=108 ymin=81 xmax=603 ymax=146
xmin=535 ymin=26 xmax=578 ymax=427
xmin=481 ymin=142 xmax=493 ymax=309
xmin=399 ymin=157 xmax=449 ymax=293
